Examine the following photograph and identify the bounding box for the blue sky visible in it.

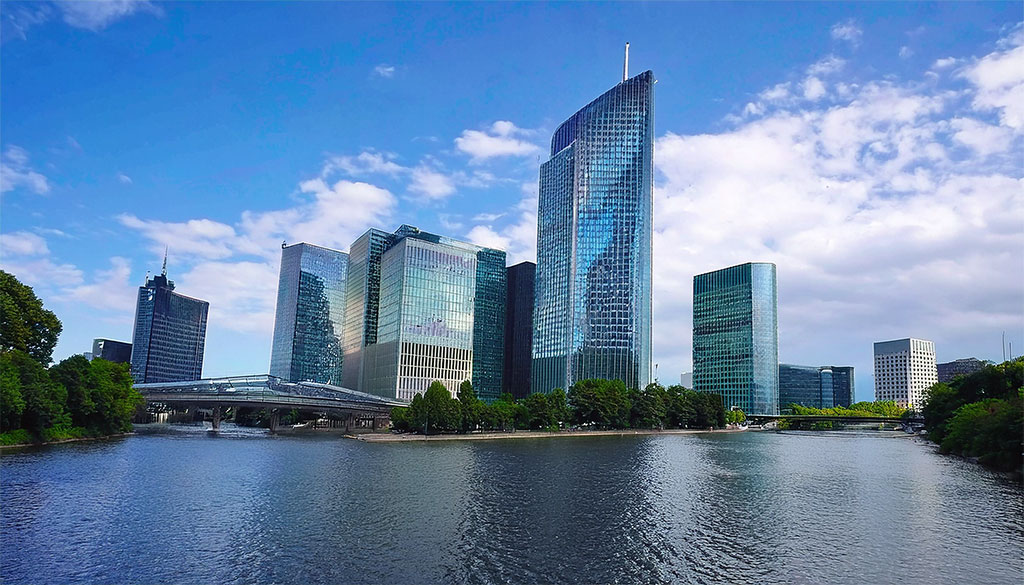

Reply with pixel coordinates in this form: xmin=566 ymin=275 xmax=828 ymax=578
xmin=2 ymin=1 xmax=1022 ymax=401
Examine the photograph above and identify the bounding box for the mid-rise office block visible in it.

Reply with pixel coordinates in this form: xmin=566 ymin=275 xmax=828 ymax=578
xmin=503 ymin=261 xmax=535 ymax=400
xmin=130 ymin=263 xmax=208 ymax=384
xmin=269 ymin=242 xmax=348 ymax=384
xmin=91 ymin=338 xmax=132 ymax=364
xmin=779 ymin=364 xmax=843 ymax=410
xmin=873 ymin=338 xmax=937 ymax=409
xmin=829 ymin=366 xmax=855 ymax=407
xmin=532 ymin=60 xmax=654 ymax=394
xmin=692 ymin=262 xmax=779 ymax=415
xmin=937 ymin=358 xmax=985 ymax=383
xmin=344 ymin=225 xmax=506 ymax=401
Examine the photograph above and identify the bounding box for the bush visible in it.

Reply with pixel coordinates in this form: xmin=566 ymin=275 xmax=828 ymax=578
xmin=0 ymin=429 xmax=33 ymax=446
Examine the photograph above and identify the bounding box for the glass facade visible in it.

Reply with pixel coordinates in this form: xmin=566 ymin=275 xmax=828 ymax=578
xmin=532 ymin=70 xmax=654 ymax=394
xmin=345 ymin=225 xmax=506 ymax=401
xmin=91 ymin=338 xmax=132 ymax=364
xmin=503 ymin=261 xmax=535 ymax=400
xmin=269 ymin=243 xmax=348 ymax=384
xmin=692 ymin=263 xmax=779 ymax=415
xmin=779 ymin=364 xmax=853 ymax=409
xmin=130 ymin=272 xmax=209 ymax=384
xmin=829 ymin=366 xmax=855 ymax=407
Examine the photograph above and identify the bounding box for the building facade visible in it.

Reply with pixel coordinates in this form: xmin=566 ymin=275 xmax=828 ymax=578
xmin=532 ymin=67 xmax=654 ymax=394
xmin=873 ymin=338 xmax=938 ymax=409
xmin=829 ymin=365 xmax=855 ymax=407
xmin=692 ymin=263 xmax=779 ymax=415
xmin=937 ymin=358 xmax=985 ymax=383
xmin=779 ymin=364 xmax=843 ymax=410
xmin=91 ymin=338 xmax=132 ymax=364
xmin=269 ymin=242 xmax=348 ymax=384
xmin=344 ymin=225 xmax=506 ymax=401
xmin=503 ymin=261 xmax=535 ymax=400
xmin=130 ymin=267 xmax=209 ymax=384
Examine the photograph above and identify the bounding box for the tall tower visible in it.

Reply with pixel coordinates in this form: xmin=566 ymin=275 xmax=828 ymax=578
xmin=130 ymin=263 xmax=209 ymax=384
xmin=531 ymin=52 xmax=654 ymax=394
xmin=269 ymin=242 xmax=348 ymax=384
xmin=873 ymin=338 xmax=937 ymax=409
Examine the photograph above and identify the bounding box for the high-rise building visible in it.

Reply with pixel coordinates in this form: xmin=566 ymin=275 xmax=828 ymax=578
xmin=504 ymin=261 xmax=535 ymax=400
xmin=91 ymin=338 xmax=132 ymax=364
xmin=692 ymin=262 xmax=779 ymax=415
xmin=873 ymin=338 xmax=937 ymax=409
xmin=344 ymin=225 xmax=506 ymax=401
xmin=829 ymin=365 xmax=855 ymax=407
xmin=269 ymin=242 xmax=348 ymax=384
xmin=531 ymin=55 xmax=654 ymax=394
xmin=937 ymin=357 xmax=986 ymax=383
xmin=130 ymin=262 xmax=209 ymax=384
xmin=779 ymin=364 xmax=841 ymax=410
xmin=680 ymin=372 xmax=693 ymax=388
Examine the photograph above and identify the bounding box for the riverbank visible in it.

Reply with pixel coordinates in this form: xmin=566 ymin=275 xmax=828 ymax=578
xmin=0 ymin=432 xmax=133 ymax=451
xmin=355 ymin=427 xmax=746 ymax=442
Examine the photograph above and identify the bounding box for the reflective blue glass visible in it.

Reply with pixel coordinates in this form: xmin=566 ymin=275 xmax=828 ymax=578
xmin=692 ymin=262 xmax=779 ymax=415
xmin=532 ymin=70 xmax=654 ymax=394
xmin=270 ymin=243 xmax=348 ymax=385
xmin=130 ymin=272 xmax=209 ymax=383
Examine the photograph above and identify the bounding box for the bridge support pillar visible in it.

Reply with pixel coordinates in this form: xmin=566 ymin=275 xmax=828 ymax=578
xmin=344 ymin=414 xmax=353 ymax=433
xmin=268 ymin=410 xmax=280 ymax=433
xmin=211 ymin=406 xmax=221 ymax=431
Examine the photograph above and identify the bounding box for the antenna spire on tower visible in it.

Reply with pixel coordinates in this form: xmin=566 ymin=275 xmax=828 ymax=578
xmin=623 ymin=42 xmax=630 ymax=82
xmin=162 ymin=246 xmax=168 ymax=276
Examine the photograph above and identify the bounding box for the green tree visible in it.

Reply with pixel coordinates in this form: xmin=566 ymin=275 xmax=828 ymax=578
xmin=548 ymin=388 xmax=570 ymax=428
xmin=457 ymin=380 xmax=482 ymax=433
xmin=410 ymin=381 xmax=462 ymax=434
xmin=522 ymin=392 xmax=552 ymax=429
xmin=0 ymin=271 xmax=62 ymax=365
xmin=4 ymin=350 xmax=67 ymax=435
xmin=50 ymin=354 xmax=95 ymax=428
xmin=0 ymin=353 xmax=26 ymax=431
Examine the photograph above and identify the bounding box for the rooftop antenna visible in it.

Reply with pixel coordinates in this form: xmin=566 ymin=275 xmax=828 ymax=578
xmin=623 ymin=42 xmax=630 ymax=82
xmin=161 ymin=246 xmax=168 ymax=276
xmin=144 ymin=270 xmax=150 ymax=284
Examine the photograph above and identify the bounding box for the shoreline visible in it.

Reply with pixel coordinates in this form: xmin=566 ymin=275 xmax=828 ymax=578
xmin=353 ymin=427 xmax=748 ymax=442
xmin=0 ymin=432 xmax=133 ymax=451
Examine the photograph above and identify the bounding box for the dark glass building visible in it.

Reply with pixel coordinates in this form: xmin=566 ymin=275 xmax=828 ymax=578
xmin=532 ymin=65 xmax=654 ymax=394
xmin=504 ymin=261 xmax=535 ymax=399
xmin=269 ymin=242 xmax=348 ymax=384
xmin=937 ymin=358 xmax=985 ymax=383
xmin=692 ymin=262 xmax=779 ymax=415
xmin=829 ymin=366 xmax=855 ymax=407
xmin=91 ymin=338 xmax=132 ymax=364
xmin=345 ymin=225 xmax=506 ymax=401
xmin=130 ymin=266 xmax=209 ymax=383
xmin=779 ymin=364 xmax=855 ymax=409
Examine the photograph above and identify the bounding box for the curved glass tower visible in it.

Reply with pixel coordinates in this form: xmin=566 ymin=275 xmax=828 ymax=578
xmin=532 ymin=69 xmax=654 ymax=393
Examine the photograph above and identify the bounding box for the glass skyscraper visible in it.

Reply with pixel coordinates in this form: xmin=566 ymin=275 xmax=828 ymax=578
xmin=344 ymin=225 xmax=506 ymax=401
xmin=504 ymin=261 xmax=535 ymax=400
xmin=692 ymin=262 xmax=779 ymax=415
xmin=532 ymin=68 xmax=654 ymax=394
xmin=130 ymin=266 xmax=209 ymax=384
xmin=269 ymin=242 xmax=348 ymax=384
xmin=829 ymin=366 xmax=855 ymax=407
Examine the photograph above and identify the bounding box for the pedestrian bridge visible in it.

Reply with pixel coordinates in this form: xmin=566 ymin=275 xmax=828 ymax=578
xmin=135 ymin=374 xmax=405 ymax=431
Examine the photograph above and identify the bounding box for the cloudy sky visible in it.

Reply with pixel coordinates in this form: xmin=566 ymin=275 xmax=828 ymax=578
xmin=2 ymin=2 xmax=1021 ymax=401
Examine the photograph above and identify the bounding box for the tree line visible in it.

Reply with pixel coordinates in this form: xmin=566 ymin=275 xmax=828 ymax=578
xmin=0 ymin=271 xmax=143 ymax=445
xmin=390 ymin=378 xmax=730 ymax=434
xmin=922 ymin=358 xmax=1022 ymax=473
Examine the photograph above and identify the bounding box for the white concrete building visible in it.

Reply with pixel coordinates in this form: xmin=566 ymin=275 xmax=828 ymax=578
xmin=873 ymin=338 xmax=938 ymax=409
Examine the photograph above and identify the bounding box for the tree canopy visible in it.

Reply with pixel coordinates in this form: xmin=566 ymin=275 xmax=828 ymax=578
xmin=0 ymin=270 xmax=62 ymax=365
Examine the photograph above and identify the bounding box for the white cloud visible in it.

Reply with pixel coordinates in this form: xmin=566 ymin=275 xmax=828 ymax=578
xmin=117 ymin=214 xmax=238 ymax=260
xmin=802 ymin=77 xmax=826 ymax=100
xmin=323 ymin=151 xmax=406 ymax=177
xmin=472 ymin=212 xmax=505 ymax=222
xmin=0 ymin=231 xmax=82 ymax=287
xmin=59 ymin=0 xmax=160 ymax=31
xmin=59 ymin=256 xmax=135 ymax=313
xmin=117 ymin=172 xmax=133 ymax=184
xmin=455 ymin=121 xmax=541 ymax=162
xmin=807 ymin=55 xmax=846 ymax=76
xmin=1 ymin=231 xmax=49 ymax=256
xmin=962 ymin=34 xmax=1024 ymax=130
xmin=933 ymin=57 xmax=958 ymax=69
xmin=1 ymin=146 xmax=50 ymax=195
xmin=950 ymin=117 xmax=1014 ymax=156
xmin=373 ymin=64 xmax=396 ymax=78
xmin=408 ymin=165 xmax=456 ymax=200
xmin=464 ymin=225 xmax=510 ymax=252
xmin=830 ymin=19 xmax=863 ymax=45
xmin=177 ymin=261 xmax=280 ymax=334
xmin=899 ymin=46 xmax=913 ymax=59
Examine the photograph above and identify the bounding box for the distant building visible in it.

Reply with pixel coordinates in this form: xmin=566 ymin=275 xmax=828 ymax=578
xmin=503 ymin=261 xmax=535 ymax=400
xmin=937 ymin=358 xmax=986 ymax=383
xmin=680 ymin=372 xmax=693 ymax=388
xmin=692 ymin=262 xmax=779 ymax=415
xmin=873 ymin=338 xmax=937 ymax=409
xmin=130 ymin=262 xmax=209 ymax=384
xmin=779 ymin=364 xmax=842 ymax=410
xmin=269 ymin=242 xmax=348 ymax=384
xmin=531 ymin=63 xmax=654 ymax=395
xmin=829 ymin=366 xmax=856 ymax=407
xmin=344 ymin=225 xmax=506 ymax=402
xmin=92 ymin=338 xmax=132 ymax=364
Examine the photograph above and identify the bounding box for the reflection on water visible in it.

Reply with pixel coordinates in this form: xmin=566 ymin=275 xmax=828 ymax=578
xmin=1 ymin=427 xmax=1021 ymax=584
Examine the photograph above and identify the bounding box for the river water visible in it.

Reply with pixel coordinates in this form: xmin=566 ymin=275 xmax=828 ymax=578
xmin=1 ymin=425 xmax=1021 ymax=584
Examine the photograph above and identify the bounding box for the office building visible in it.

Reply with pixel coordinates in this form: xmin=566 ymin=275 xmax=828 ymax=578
xmin=503 ymin=261 xmax=535 ymax=400
xmin=532 ymin=50 xmax=654 ymax=394
xmin=873 ymin=338 xmax=938 ymax=409
xmin=692 ymin=262 xmax=779 ymax=415
xmin=680 ymin=372 xmax=693 ymax=388
xmin=91 ymin=338 xmax=132 ymax=364
xmin=344 ymin=225 xmax=506 ymax=401
xmin=829 ymin=365 xmax=855 ymax=407
xmin=130 ymin=261 xmax=209 ymax=384
xmin=269 ymin=242 xmax=348 ymax=384
xmin=937 ymin=358 xmax=985 ymax=383
xmin=779 ymin=364 xmax=846 ymax=410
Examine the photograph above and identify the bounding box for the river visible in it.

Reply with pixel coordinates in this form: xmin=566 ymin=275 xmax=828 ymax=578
xmin=1 ymin=425 xmax=1021 ymax=584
